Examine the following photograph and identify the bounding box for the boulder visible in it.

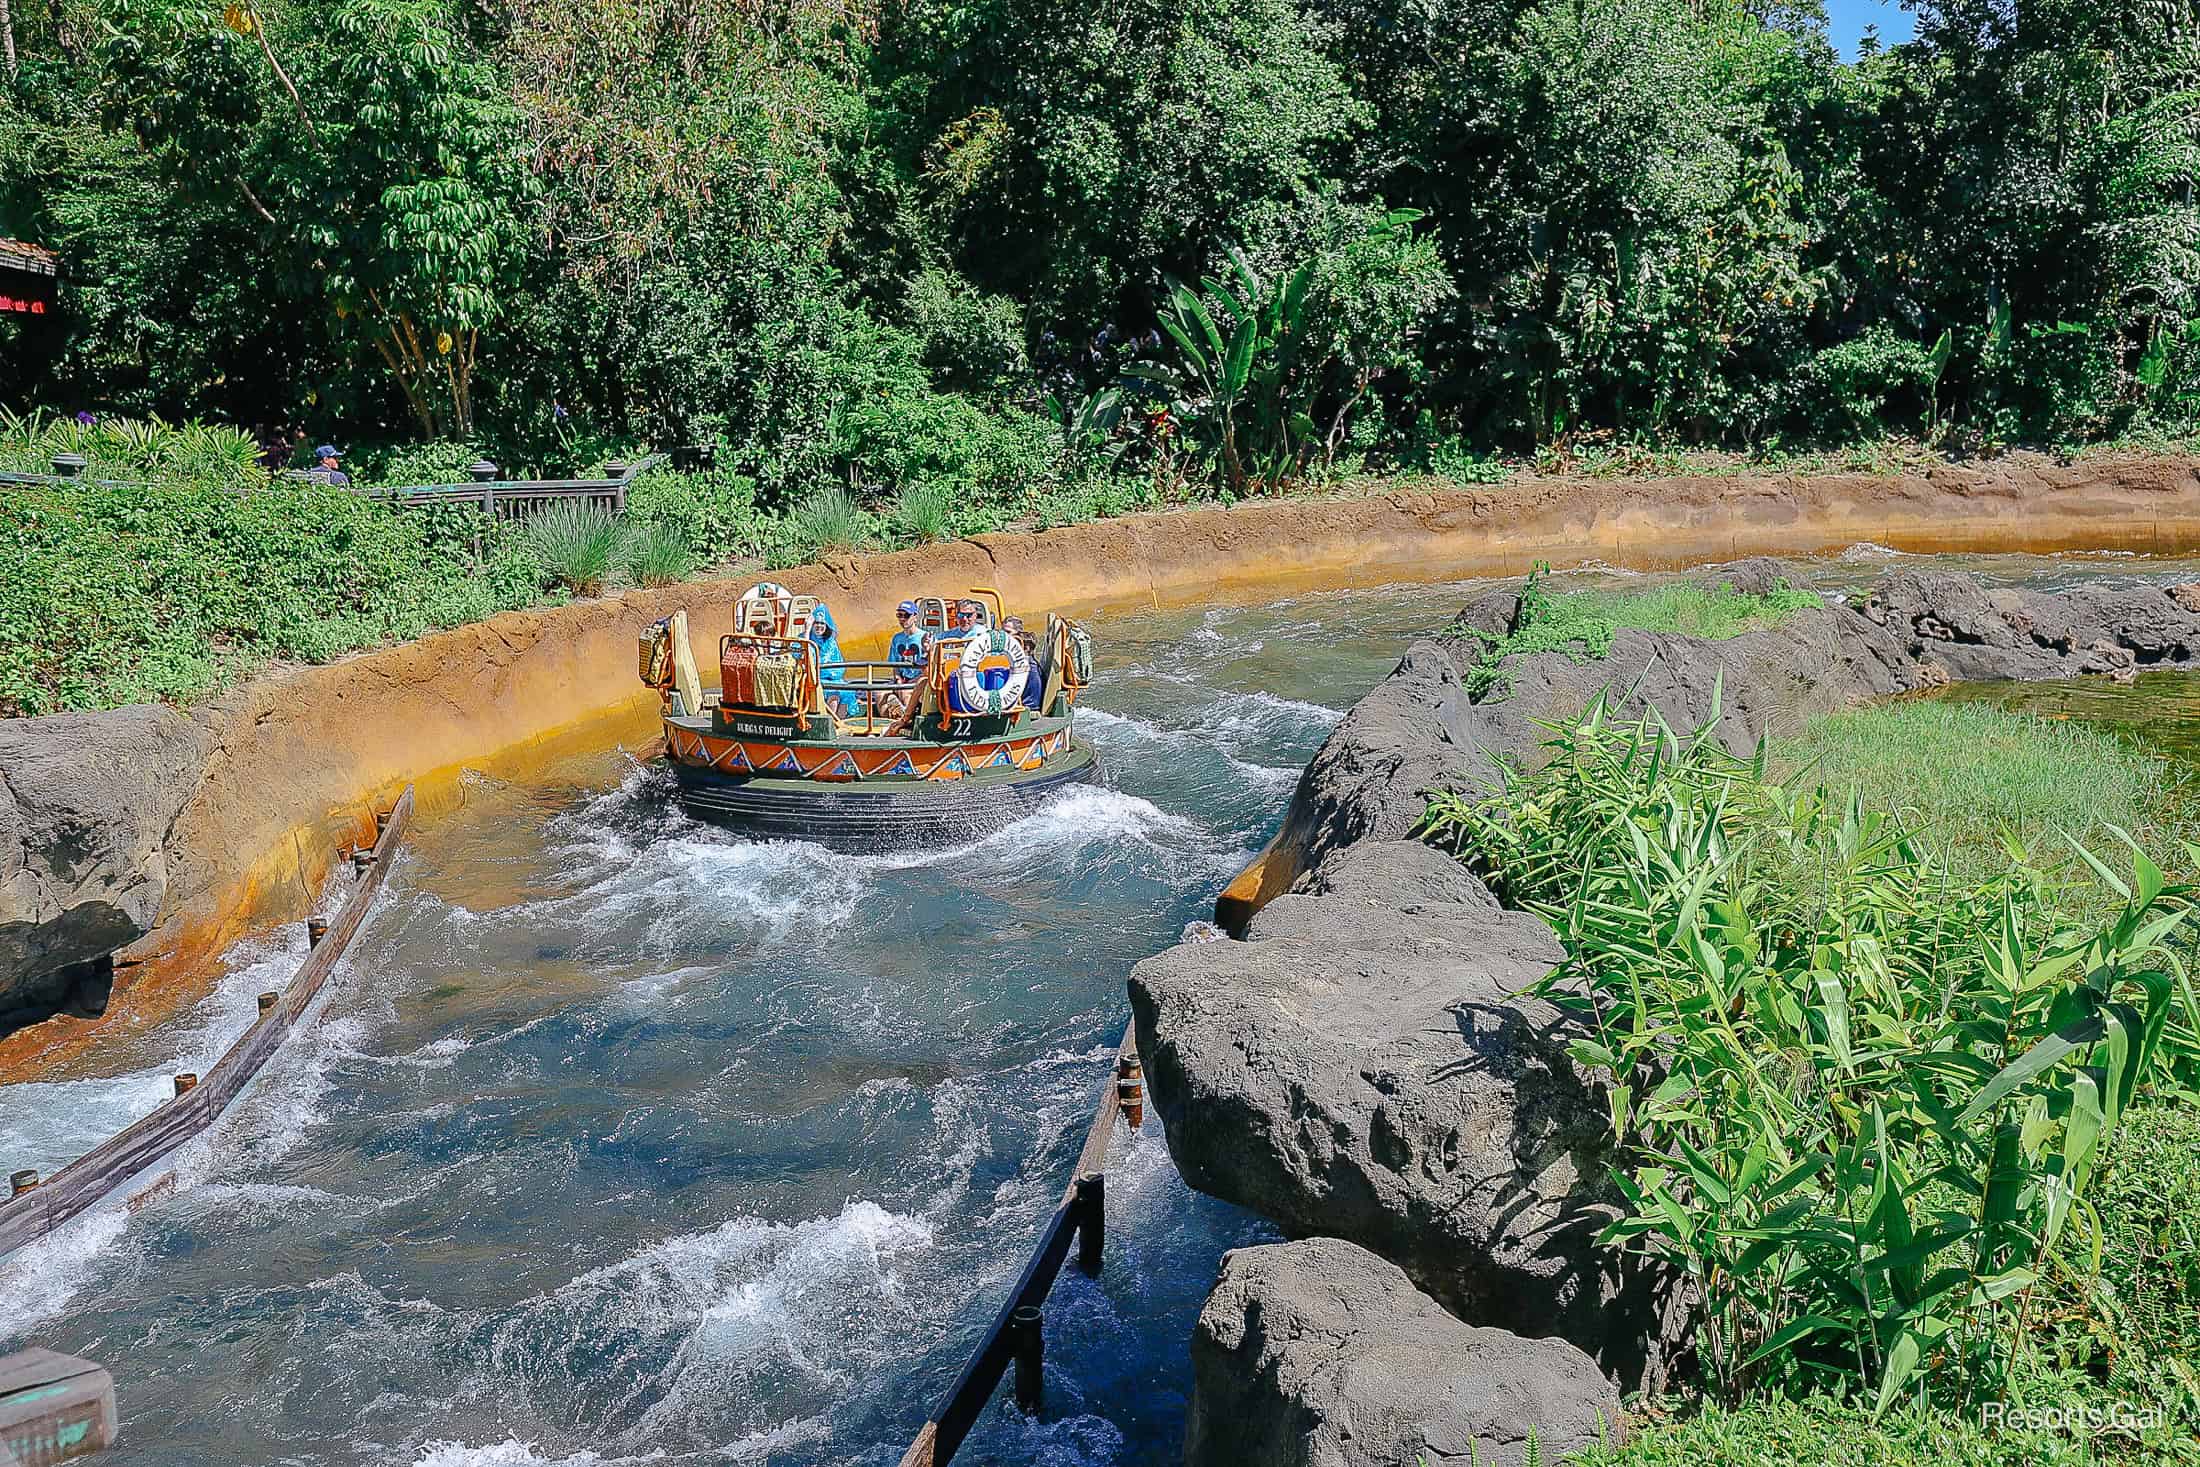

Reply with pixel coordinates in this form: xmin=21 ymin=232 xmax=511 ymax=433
xmin=1187 ymin=1237 xmax=1621 ymax=1467
xmin=1264 ymin=567 xmax=2200 ymax=901
xmin=1132 ymin=870 xmax=1682 ymax=1383
xmin=0 ymin=704 xmax=211 ymax=1027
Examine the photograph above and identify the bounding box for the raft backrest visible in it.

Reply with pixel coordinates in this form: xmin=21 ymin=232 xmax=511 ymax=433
xmin=1038 ymin=614 xmax=1067 ymax=716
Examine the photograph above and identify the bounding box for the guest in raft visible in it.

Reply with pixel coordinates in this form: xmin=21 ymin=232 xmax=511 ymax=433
xmin=1002 ymin=617 xmax=1045 ymax=711
xmin=808 ymin=604 xmax=860 ymax=717
xmin=880 ymin=600 xmax=931 ymax=721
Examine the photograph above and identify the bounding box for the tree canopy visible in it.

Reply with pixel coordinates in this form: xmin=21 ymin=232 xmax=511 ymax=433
xmin=3 ymin=0 xmax=2197 ymax=491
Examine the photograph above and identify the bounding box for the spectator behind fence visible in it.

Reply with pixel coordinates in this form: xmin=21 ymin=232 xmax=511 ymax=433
xmin=308 ymin=444 xmax=350 ymax=487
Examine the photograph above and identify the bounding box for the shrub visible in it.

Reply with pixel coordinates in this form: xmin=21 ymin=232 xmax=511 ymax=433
xmin=1794 ymin=327 xmax=1945 ymax=441
xmin=0 ymin=476 xmax=538 ymax=713
xmin=525 ymin=502 xmax=621 ymax=598
xmin=620 ymin=518 xmax=694 ymax=588
xmin=778 ymin=485 xmax=871 ymax=565
xmin=0 ymin=409 xmax=265 ymax=485
xmin=623 ymin=466 xmax=768 ymax=563
xmin=1420 ymin=701 xmax=2194 ymax=1415
xmin=359 ymin=439 xmax=483 ymax=488
xmin=892 ymin=482 xmax=958 ymax=543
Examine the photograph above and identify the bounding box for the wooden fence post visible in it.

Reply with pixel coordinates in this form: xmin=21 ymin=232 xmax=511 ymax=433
xmin=1075 ymin=1173 xmax=1104 ymax=1276
xmin=1009 ymin=1306 xmax=1043 ymax=1413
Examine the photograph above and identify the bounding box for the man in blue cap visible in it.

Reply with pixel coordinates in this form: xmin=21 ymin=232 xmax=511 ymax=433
xmin=880 ymin=599 xmax=931 ymax=721
xmin=309 ymin=444 xmax=350 ymax=487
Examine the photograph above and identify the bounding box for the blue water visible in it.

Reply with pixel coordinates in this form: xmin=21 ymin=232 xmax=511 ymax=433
xmin=0 ymin=582 xmax=1479 ymax=1467
xmin=16 ymin=549 xmax=2198 ymax=1464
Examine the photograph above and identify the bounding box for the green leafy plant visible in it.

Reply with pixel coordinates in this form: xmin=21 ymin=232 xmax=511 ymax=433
xmin=780 ymin=484 xmax=870 ymax=564
xmin=1043 ymin=387 xmax=1126 ymax=478
xmin=891 ymin=481 xmax=957 ymax=543
xmin=619 ymin=517 xmax=693 ymax=588
xmin=1128 ymin=245 xmax=1316 ymax=498
xmin=525 ymin=501 xmax=620 ymax=597
xmin=1420 ymin=698 xmax=2196 ymax=1416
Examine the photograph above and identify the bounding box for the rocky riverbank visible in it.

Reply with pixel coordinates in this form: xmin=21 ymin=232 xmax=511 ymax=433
xmin=16 ymin=457 xmax=2200 ymax=1070
xmin=1140 ymin=563 xmax=2200 ymax=1465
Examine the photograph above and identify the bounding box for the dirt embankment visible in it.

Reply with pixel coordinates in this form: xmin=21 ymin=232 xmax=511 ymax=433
xmin=8 ymin=453 xmax=2199 ymax=1075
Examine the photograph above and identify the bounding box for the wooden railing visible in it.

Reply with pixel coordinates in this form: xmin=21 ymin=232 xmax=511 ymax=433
xmin=373 ymin=453 xmax=665 ymax=522
xmin=0 ymin=788 xmax=414 ymax=1259
xmin=897 ymin=1025 xmax=1146 ymax=1467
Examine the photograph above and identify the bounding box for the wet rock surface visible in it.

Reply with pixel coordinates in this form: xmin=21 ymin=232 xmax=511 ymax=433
xmin=1132 ymin=838 xmax=1682 ymax=1384
xmin=1152 ymin=565 xmax=2200 ymax=1434
xmin=1186 ymin=1236 xmax=1621 ymax=1467
xmin=0 ymin=704 xmax=211 ymax=1029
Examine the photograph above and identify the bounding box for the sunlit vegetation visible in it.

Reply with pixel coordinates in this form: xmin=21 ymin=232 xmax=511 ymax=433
xmin=1424 ymin=700 xmax=2200 ymax=1458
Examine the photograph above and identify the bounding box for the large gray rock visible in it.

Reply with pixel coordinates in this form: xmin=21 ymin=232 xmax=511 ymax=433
xmin=1187 ymin=1237 xmax=1621 ymax=1467
xmin=0 ymin=704 xmax=211 ymax=1025
xmin=1267 ymin=568 xmax=2200 ymax=897
xmin=1132 ymin=846 xmax=1682 ymax=1384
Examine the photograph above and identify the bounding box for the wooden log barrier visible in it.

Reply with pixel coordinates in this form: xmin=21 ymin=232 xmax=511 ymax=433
xmin=0 ymin=788 xmax=414 ymax=1260
xmin=895 ymin=1023 xmax=1139 ymax=1467
xmin=0 ymin=1349 xmax=116 ymax=1465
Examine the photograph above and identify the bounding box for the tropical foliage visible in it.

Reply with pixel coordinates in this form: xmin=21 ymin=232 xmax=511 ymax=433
xmin=7 ymin=0 xmax=2200 ymax=499
xmin=1421 ymin=699 xmax=2200 ymax=1417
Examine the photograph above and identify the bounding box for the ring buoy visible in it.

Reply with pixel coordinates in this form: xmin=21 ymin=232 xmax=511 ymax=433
xmin=952 ymin=629 xmax=1032 ymax=714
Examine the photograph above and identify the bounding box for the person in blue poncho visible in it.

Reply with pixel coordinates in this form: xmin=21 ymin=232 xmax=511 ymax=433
xmin=807 ymin=603 xmax=861 ymax=717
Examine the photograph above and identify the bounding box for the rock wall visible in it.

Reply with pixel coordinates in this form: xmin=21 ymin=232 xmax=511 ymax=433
xmin=1154 ymin=564 xmax=2200 ymax=1462
xmin=0 ymin=705 xmax=212 ymax=1027
xmin=1187 ymin=1237 xmax=1621 ymax=1467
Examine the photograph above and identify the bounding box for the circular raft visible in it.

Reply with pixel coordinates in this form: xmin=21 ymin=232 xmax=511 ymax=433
xmin=671 ymin=740 xmax=1103 ymax=851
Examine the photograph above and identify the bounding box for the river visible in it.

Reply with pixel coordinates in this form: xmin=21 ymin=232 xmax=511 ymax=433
xmin=6 ymin=549 xmax=2200 ymax=1465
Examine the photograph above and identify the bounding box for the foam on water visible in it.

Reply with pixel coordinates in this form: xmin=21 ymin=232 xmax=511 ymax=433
xmin=0 ymin=928 xmax=308 ymax=1175
xmin=411 ymin=1441 xmax=627 ymax=1467
xmin=0 ymin=1203 xmax=131 ymax=1341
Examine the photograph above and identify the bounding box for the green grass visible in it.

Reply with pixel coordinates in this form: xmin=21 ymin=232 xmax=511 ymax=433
xmin=1463 ymin=566 xmax=1823 ymax=696
xmin=1775 ymin=699 xmax=2198 ymax=883
xmin=619 ymin=518 xmax=695 ymax=588
xmin=1569 ymin=1394 xmax=2180 ymax=1466
xmin=525 ymin=502 xmax=621 ymax=598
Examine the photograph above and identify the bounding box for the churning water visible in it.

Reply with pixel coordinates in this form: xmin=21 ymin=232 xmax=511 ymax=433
xmin=10 ymin=556 xmax=2200 ymax=1465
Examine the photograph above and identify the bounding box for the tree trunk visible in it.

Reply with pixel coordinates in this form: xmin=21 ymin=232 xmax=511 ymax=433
xmin=2 ymin=0 xmax=17 ymax=83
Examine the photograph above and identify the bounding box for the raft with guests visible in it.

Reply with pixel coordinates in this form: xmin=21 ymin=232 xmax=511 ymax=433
xmin=640 ymin=583 xmax=1102 ymax=849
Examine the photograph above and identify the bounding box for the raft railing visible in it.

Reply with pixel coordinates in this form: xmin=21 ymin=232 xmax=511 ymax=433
xmin=896 ymin=1024 xmax=1146 ymax=1467
xmin=0 ymin=788 xmax=414 ymax=1260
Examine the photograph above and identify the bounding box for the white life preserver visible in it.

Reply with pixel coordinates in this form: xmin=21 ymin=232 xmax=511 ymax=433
xmin=952 ymin=629 xmax=1032 ymax=714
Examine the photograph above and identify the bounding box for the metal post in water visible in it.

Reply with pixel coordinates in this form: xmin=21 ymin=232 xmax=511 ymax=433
xmin=1116 ymin=1052 xmax=1144 ymax=1129
xmin=1009 ymin=1305 xmax=1044 ymax=1413
xmin=375 ymin=809 xmax=392 ymax=837
xmin=258 ymin=991 xmax=279 ymax=1014
xmin=351 ymin=847 xmax=374 ymax=874
xmin=173 ymin=1073 xmax=197 ymax=1097
xmin=307 ymin=916 xmax=329 ymax=947
xmin=1075 ymin=1172 xmax=1104 ymax=1276
xmin=10 ymin=1169 xmax=37 ymax=1198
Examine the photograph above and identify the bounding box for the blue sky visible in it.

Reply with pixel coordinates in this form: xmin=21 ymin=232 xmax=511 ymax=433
xmin=1825 ymin=0 xmax=1917 ymax=57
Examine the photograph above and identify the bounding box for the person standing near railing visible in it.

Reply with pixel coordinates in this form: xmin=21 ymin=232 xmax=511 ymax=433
xmin=307 ymin=444 xmax=349 ymax=487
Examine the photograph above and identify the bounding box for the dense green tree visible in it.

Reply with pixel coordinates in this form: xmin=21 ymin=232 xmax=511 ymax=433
xmin=8 ymin=0 xmax=2200 ymax=488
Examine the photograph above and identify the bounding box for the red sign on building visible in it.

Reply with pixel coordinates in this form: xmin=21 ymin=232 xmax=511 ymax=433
xmin=0 ymin=238 xmax=59 ymax=317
